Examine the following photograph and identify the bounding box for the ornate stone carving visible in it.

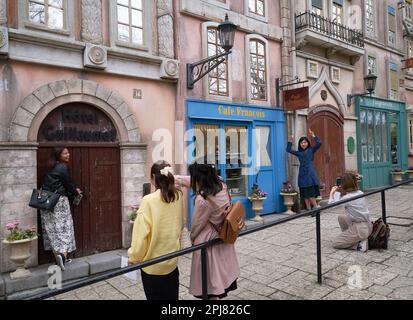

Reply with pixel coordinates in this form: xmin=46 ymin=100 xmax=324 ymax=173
xmin=296 ymin=38 xmax=308 ymax=50
xmin=84 ymin=43 xmax=107 ymax=69
xmin=0 ymin=0 xmax=6 ymax=25
xmin=157 ymin=0 xmax=173 ymax=15
xmin=326 ymin=47 xmax=337 ymax=58
xmin=158 ymin=15 xmax=174 ymax=58
xmin=160 ymin=59 xmax=179 ymax=80
xmin=81 ymin=0 xmax=103 ymax=44
xmin=88 ymin=46 xmax=105 ymax=65
xmin=0 ymin=26 xmax=8 ymax=55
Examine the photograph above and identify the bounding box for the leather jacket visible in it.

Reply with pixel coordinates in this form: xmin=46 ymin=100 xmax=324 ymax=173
xmin=42 ymin=162 xmax=77 ymax=198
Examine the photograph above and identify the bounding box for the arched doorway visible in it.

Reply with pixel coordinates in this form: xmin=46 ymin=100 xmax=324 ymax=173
xmin=308 ymin=106 xmax=345 ymax=197
xmin=36 ymin=103 xmax=122 ymax=263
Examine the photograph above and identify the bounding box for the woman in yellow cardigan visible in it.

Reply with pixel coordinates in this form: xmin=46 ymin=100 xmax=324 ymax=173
xmin=128 ymin=161 xmax=183 ymax=300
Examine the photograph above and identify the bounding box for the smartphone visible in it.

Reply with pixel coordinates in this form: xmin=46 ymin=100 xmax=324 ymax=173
xmin=336 ymin=178 xmax=342 ymax=186
xmin=73 ymin=193 xmax=83 ymax=206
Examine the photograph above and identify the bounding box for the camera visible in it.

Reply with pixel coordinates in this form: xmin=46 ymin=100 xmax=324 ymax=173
xmin=336 ymin=177 xmax=342 ymax=186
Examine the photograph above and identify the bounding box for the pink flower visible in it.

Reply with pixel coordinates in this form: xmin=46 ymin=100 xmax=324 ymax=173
xmin=6 ymin=223 xmax=15 ymax=230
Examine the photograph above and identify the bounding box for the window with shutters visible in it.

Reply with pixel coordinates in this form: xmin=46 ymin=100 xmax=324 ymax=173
xmin=389 ymin=62 xmax=399 ymax=100
xmin=388 ymin=6 xmax=396 ymax=47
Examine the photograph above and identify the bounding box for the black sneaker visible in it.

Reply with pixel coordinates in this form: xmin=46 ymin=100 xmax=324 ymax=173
xmin=56 ymin=254 xmax=66 ymax=271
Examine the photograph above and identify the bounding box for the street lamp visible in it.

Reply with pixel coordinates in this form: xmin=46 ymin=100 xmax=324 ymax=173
xmin=347 ymin=70 xmax=377 ymax=106
xmin=187 ymin=14 xmax=236 ymax=89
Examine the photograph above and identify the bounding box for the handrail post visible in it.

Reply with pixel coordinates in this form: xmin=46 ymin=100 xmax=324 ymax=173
xmin=381 ymin=190 xmax=386 ymax=224
xmin=201 ymin=247 xmax=208 ymax=300
xmin=316 ymin=209 xmax=322 ymax=284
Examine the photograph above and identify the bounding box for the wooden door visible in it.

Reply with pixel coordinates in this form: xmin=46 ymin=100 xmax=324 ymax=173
xmin=37 ymin=147 xmax=122 ymax=263
xmin=308 ymin=108 xmax=344 ymax=197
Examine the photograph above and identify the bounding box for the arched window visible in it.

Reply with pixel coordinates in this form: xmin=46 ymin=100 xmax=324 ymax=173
xmin=249 ymin=39 xmax=267 ymax=101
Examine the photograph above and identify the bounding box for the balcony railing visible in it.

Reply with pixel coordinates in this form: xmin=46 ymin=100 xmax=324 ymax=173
xmin=295 ymin=11 xmax=364 ymax=48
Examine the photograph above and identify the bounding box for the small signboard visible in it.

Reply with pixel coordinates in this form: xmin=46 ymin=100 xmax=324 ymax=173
xmin=283 ymin=87 xmax=309 ymax=111
xmin=404 ymin=58 xmax=413 ymax=69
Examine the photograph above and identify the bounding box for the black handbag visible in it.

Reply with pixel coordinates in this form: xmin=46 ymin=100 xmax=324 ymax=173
xmin=29 ymin=188 xmax=60 ymax=211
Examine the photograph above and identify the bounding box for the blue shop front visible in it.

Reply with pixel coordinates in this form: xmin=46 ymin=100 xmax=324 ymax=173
xmin=187 ymin=99 xmax=287 ymax=223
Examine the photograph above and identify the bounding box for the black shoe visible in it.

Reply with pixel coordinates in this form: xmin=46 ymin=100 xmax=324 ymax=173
xmin=56 ymin=254 xmax=66 ymax=271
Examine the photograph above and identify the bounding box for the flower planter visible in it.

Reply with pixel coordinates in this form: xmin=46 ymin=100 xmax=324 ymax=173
xmin=280 ymin=193 xmax=297 ymax=214
xmin=407 ymin=170 xmax=413 ymax=180
xmin=391 ymin=171 xmax=405 ymax=183
xmin=248 ymin=197 xmax=266 ymax=222
xmin=2 ymin=236 xmax=37 ymax=279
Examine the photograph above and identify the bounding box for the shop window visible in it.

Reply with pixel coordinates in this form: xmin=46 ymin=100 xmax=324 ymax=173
xmin=361 ymin=109 xmax=389 ymax=163
xmin=390 ymin=121 xmax=398 ymax=164
xmin=255 ymin=126 xmax=271 ymax=167
xmin=248 ymin=38 xmax=268 ymax=101
xmin=409 ymin=116 xmax=413 ymax=152
xmin=388 ymin=6 xmax=396 ymax=47
xmin=207 ymin=27 xmax=229 ymax=96
xmin=28 ymin=0 xmax=66 ymax=30
xmin=225 ymin=126 xmax=248 ymax=197
xmin=361 ymin=110 xmax=368 ymax=162
xmin=365 ymin=0 xmax=375 ymax=37
xmin=193 ymin=124 xmax=220 ymax=170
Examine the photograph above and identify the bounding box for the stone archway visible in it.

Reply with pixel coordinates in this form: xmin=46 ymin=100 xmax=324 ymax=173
xmin=5 ymin=80 xmax=146 ymax=263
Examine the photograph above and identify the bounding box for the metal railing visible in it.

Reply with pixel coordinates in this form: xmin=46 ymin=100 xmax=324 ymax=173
xmin=295 ymin=11 xmax=364 ymax=48
xmin=22 ymin=179 xmax=412 ymax=300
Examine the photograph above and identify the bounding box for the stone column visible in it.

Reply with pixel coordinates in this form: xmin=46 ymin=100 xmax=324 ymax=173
xmin=157 ymin=0 xmax=174 ymax=58
xmin=0 ymin=0 xmax=6 ymax=26
xmin=81 ymin=0 xmax=103 ymax=44
xmin=0 ymin=143 xmax=38 ymax=273
xmin=280 ymin=0 xmax=292 ymax=83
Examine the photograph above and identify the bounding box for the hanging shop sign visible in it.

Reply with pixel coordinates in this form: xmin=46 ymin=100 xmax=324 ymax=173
xmin=283 ymin=86 xmax=309 ymax=111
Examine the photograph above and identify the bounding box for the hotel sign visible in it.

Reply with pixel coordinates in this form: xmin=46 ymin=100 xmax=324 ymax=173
xmin=38 ymin=104 xmax=118 ymax=143
xmin=283 ymin=87 xmax=309 ymax=111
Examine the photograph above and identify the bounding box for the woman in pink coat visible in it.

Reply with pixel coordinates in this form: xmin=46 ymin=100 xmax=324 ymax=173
xmin=175 ymin=162 xmax=240 ymax=299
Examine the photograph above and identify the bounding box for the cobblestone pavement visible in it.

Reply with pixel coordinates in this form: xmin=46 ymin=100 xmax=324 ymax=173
xmin=49 ymin=186 xmax=413 ymax=300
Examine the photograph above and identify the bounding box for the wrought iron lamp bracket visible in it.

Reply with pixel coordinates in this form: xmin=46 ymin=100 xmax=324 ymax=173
xmin=186 ymin=50 xmax=231 ymax=89
xmin=347 ymin=92 xmax=370 ymax=107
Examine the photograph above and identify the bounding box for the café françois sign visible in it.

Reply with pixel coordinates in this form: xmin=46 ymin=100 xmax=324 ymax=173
xmin=38 ymin=104 xmax=117 ymax=143
xmin=283 ymin=87 xmax=309 ymax=111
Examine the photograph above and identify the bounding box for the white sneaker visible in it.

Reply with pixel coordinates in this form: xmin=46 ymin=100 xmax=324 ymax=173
xmin=357 ymin=240 xmax=368 ymax=252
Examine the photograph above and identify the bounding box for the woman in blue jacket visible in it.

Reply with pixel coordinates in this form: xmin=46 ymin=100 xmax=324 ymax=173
xmin=286 ymin=129 xmax=322 ymax=211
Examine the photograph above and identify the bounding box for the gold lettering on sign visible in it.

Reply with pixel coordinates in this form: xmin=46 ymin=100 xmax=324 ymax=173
xmin=218 ymin=105 xmax=265 ymax=118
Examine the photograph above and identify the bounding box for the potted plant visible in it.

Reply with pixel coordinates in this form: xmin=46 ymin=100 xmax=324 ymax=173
xmin=248 ymin=184 xmax=267 ymax=221
xmin=280 ymin=181 xmax=298 ymax=214
xmin=407 ymin=166 xmax=413 ymax=180
xmin=128 ymin=204 xmax=139 ymax=224
xmin=391 ymin=168 xmax=406 ymax=183
xmin=2 ymin=221 xmax=38 ymax=279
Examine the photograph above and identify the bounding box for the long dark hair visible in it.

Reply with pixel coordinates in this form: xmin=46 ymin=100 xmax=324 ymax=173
xmin=150 ymin=161 xmax=181 ymax=203
xmin=50 ymin=146 xmax=67 ymax=167
xmin=188 ymin=161 xmax=222 ymax=199
xmin=298 ymin=137 xmax=311 ymax=151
